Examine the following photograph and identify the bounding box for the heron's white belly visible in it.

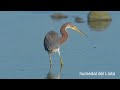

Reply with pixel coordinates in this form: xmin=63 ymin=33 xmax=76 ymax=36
xmin=52 ymin=48 xmax=60 ymax=53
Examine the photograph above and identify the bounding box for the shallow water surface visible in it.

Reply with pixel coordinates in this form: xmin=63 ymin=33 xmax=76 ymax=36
xmin=0 ymin=11 xmax=119 ymax=79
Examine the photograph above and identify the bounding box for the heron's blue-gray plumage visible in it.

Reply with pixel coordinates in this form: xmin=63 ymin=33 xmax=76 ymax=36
xmin=44 ymin=31 xmax=60 ymax=53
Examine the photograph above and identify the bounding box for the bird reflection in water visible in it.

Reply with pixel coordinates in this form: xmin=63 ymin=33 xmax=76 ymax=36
xmin=46 ymin=65 xmax=63 ymax=79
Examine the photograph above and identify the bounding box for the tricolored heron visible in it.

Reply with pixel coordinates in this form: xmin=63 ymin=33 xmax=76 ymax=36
xmin=44 ymin=22 xmax=87 ymax=67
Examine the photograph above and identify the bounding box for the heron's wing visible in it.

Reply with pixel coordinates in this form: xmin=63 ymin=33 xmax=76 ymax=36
xmin=44 ymin=31 xmax=60 ymax=51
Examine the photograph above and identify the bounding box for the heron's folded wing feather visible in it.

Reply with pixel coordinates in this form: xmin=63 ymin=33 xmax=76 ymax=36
xmin=44 ymin=31 xmax=60 ymax=51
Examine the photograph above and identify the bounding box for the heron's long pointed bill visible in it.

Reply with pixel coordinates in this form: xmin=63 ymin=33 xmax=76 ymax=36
xmin=75 ymin=28 xmax=88 ymax=37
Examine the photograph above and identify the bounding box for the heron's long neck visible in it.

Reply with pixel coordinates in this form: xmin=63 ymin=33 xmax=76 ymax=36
xmin=59 ymin=25 xmax=68 ymax=45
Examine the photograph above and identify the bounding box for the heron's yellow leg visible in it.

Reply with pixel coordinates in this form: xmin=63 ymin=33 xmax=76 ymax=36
xmin=60 ymin=56 xmax=63 ymax=67
xmin=48 ymin=53 xmax=52 ymax=67
xmin=57 ymin=48 xmax=63 ymax=67
xmin=60 ymin=62 xmax=63 ymax=72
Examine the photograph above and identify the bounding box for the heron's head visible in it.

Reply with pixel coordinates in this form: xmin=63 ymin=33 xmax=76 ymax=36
xmin=66 ymin=22 xmax=87 ymax=37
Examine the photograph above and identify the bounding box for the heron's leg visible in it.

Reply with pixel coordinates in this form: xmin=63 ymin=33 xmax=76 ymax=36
xmin=48 ymin=53 xmax=52 ymax=68
xmin=57 ymin=48 xmax=63 ymax=66
xmin=57 ymin=64 xmax=63 ymax=79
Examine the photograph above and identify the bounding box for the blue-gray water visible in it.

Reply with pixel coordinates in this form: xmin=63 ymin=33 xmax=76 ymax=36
xmin=0 ymin=11 xmax=119 ymax=79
